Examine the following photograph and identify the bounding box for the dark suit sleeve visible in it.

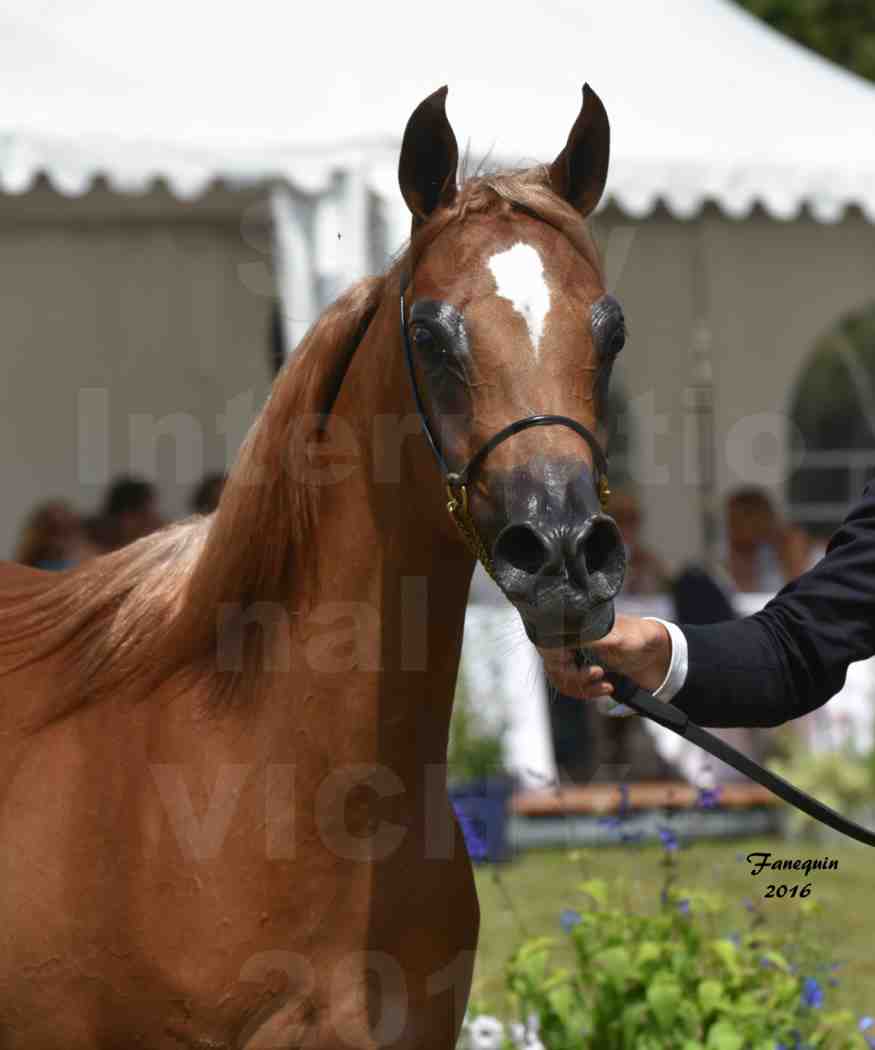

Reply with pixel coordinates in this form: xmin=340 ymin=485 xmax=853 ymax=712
xmin=671 ymin=482 xmax=875 ymax=728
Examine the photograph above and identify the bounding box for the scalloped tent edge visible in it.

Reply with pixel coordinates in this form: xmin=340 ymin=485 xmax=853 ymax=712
xmin=2 ymin=0 xmax=875 ymax=225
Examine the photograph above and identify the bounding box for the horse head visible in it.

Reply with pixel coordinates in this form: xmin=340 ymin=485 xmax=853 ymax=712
xmin=398 ymin=85 xmax=627 ymax=649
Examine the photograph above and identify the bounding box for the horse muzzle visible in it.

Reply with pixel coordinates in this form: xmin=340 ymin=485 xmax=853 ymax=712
xmin=486 ymin=470 xmax=627 ymax=647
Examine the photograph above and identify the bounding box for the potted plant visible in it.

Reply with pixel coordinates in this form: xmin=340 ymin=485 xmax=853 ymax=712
xmin=448 ymin=669 xmax=515 ymax=863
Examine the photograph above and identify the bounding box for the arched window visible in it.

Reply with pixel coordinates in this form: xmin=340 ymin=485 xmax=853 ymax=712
xmin=787 ymin=303 xmax=875 ymax=535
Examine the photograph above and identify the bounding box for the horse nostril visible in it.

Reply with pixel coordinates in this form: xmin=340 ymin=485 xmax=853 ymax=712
xmin=573 ymin=518 xmax=626 ymax=592
xmin=493 ymin=523 xmax=552 ymax=576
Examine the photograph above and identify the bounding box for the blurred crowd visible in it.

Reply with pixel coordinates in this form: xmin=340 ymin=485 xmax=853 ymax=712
xmin=12 ymin=473 xmax=227 ymax=571
xmin=612 ymin=483 xmax=825 ymax=602
xmin=15 ymin=474 xmax=820 ymax=593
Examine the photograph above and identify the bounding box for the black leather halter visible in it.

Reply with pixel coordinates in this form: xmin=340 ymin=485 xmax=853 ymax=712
xmin=399 ymin=273 xmax=875 ymax=848
xmin=400 ymin=280 xmax=611 ymax=579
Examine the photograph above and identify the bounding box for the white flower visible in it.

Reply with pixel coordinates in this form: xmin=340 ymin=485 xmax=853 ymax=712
xmin=508 ymin=1021 xmax=526 ymax=1048
xmin=465 ymin=1014 xmax=506 ymax=1050
xmin=507 ymin=1013 xmax=543 ymax=1049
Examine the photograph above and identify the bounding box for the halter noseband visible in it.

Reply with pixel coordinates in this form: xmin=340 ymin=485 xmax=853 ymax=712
xmin=399 ymin=278 xmax=611 ymax=581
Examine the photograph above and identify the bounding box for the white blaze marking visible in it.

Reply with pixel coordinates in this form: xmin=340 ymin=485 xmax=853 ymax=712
xmin=488 ymin=243 xmax=552 ymax=360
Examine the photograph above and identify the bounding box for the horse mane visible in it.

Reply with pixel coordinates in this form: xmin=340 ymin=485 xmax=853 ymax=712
xmin=0 ymin=163 xmax=603 ymax=722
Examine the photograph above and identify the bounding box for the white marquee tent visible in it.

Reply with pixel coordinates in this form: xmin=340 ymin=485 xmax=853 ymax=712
xmin=6 ymin=0 xmax=875 ymax=437
xmin=5 ymin=0 xmax=875 ymax=218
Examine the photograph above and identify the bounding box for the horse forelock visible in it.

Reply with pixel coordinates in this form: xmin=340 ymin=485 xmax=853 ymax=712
xmin=405 ymin=163 xmax=604 ymax=285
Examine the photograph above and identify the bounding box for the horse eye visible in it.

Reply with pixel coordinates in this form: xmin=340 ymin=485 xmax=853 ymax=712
xmin=609 ymin=327 xmax=626 ymax=356
xmin=411 ymin=324 xmax=443 ymax=354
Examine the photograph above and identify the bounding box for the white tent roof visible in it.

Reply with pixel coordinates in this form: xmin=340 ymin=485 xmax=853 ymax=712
xmin=3 ymin=0 xmax=875 ymax=222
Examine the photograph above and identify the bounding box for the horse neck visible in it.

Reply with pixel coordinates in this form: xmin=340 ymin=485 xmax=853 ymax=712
xmin=261 ymin=294 xmax=476 ymax=771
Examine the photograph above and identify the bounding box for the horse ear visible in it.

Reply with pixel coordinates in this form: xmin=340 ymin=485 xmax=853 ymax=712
xmin=398 ymin=86 xmax=459 ymax=222
xmin=549 ymin=84 xmax=610 ymax=218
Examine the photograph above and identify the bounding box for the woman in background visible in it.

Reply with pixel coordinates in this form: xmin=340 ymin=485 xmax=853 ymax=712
xmin=14 ymin=501 xmax=98 ymax=571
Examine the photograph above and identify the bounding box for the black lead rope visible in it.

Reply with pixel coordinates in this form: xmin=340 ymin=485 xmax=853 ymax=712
xmin=599 ymin=670 xmax=875 ymax=848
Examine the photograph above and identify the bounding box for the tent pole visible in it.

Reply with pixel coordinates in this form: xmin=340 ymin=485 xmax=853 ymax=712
xmin=270 ymin=182 xmax=318 ymax=359
xmin=333 ymin=166 xmax=370 ymax=291
xmin=683 ymin=214 xmax=719 ymax=572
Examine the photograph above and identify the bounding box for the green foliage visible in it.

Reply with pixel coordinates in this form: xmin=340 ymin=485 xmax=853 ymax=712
xmin=498 ymin=875 xmax=862 ymax=1050
xmin=448 ymin=671 xmax=508 ymax=784
xmin=789 ymin=310 xmax=875 ymax=453
xmin=735 ymin=0 xmax=875 ymax=83
xmin=786 ymin=304 xmax=875 ymax=524
xmin=767 ymin=732 xmax=875 ymax=841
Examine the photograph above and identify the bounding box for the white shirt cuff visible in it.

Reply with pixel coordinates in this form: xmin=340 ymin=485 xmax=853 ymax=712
xmin=642 ymin=617 xmax=689 ymax=702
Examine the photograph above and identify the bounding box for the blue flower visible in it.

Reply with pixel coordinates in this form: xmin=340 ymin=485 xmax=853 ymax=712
xmin=860 ymin=1018 xmax=875 ymax=1050
xmin=600 ymin=785 xmax=632 ymax=831
xmin=696 ymin=786 xmax=722 ymax=809
xmin=658 ymin=826 xmax=679 ymax=851
xmin=800 ymin=976 xmax=824 ymax=1009
xmin=620 ymin=829 xmax=645 ymax=844
xmin=560 ymin=909 xmax=582 ymax=932
xmin=618 ymin=783 xmax=631 ymax=815
xmin=728 ymin=932 xmax=741 ymax=946
xmin=743 ymin=898 xmax=756 ymax=912
xmin=598 ymin=815 xmax=622 ymax=829
xmin=678 ymin=899 xmax=691 ymax=915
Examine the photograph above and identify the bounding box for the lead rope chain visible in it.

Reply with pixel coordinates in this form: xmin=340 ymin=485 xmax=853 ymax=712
xmin=445 ymin=475 xmax=612 ymax=585
xmin=445 ymin=480 xmax=499 ymax=583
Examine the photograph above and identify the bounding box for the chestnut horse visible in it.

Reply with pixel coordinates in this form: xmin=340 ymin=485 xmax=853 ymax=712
xmin=0 ymin=86 xmax=626 ymax=1048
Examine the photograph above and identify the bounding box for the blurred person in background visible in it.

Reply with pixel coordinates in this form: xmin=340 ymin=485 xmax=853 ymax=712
xmin=724 ymin=486 xmax=815 ymax=592
xmin=610 ymin=487 xmax=670 ymax=596
xmin=87 ymin=476 xmax=163 ymax=554
xmin=14 ymin=500 xmax=98 ymax=571
xmin=190 ymin=472 xmax=227 ymax=516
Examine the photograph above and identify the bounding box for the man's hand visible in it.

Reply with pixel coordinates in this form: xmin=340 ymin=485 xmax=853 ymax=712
xmin=538 ymin=615 xmax=672 ymax=699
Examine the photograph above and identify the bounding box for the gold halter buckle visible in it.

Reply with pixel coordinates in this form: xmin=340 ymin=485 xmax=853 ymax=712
xmin=445 ymin=476 xmax=468 ymax=516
